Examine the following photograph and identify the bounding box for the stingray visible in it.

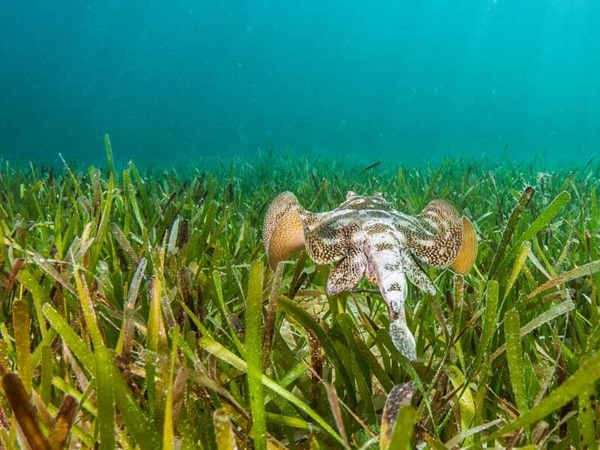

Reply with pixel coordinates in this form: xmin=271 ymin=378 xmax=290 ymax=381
xmin=263 ymin=191 xmax=478 ymax=360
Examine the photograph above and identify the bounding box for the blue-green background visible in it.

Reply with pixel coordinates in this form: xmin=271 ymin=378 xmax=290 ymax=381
xmin=1 ymin=1 xmax=598 ymax=167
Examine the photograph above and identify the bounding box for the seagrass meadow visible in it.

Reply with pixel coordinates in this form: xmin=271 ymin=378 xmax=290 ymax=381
xmin=1 ymin=140 xmax=600 ymax=449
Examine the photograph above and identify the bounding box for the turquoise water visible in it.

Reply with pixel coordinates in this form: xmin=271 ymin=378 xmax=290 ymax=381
xmin=1 ymin=1 xmax=598 ymax=168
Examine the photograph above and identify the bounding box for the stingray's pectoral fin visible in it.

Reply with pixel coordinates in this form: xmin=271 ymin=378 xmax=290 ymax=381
xmin=266 ymin=212 xmax=305 ymax=269
xmin=263 ymin=192 xmax=306 ymax=269
xmin=415 ymin=200 xmax=478 ymax=273
xmin=326 ymin=250 xmax=367 ymax=296
xmin=450 ymin=216 xmax=478 ymax=274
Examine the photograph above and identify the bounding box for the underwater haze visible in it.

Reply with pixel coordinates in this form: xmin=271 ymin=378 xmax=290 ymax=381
xmin=1 ymin=0 xmax=599 ymax=168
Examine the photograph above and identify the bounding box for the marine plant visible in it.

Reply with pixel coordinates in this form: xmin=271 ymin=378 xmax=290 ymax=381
xmin=0 ymin=137 xmax=599 ymax=448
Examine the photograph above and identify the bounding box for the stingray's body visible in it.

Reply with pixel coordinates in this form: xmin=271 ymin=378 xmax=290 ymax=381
xmin=263 ymin=191 xmax=477 ymax=360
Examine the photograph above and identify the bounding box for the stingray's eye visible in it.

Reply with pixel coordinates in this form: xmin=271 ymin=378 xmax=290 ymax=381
xmin=346 ymin=191 xmax=358 ymax=200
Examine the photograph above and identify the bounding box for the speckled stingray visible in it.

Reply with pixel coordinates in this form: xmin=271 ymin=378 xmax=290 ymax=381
xmin=263 ymin=191 xmax=478 ymax=360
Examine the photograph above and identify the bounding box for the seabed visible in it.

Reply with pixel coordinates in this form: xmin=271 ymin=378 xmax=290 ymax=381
xmin=0 ymin=139 xmax=599 ymax=448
